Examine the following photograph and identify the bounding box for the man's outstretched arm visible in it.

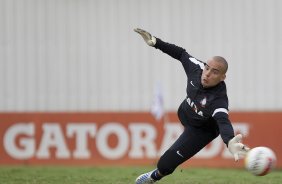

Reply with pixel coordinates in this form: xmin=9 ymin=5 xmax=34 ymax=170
xmin=134 ymin=28 xmax=186 ymax=60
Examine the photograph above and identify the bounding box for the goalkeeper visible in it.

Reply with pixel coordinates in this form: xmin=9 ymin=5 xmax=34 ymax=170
xmin=134 ymin=28 xmax=250 ymax=184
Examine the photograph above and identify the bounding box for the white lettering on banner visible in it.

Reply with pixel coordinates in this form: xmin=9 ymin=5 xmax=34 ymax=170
xmin=195 ymin=137 xmax=222 ymax=158
xmin=67 ymin=123 xmax=96 ymax=159
xmin=2 ymin=122 xmax=250 ymax=161
xmin=128 ymin=123 xmax=157 ymax=158
xmin=36 ymin=123 xmax=70 ymax=159
xmin=96 ymin=123 xmax=129 ymax=160
xmin=158 ymin=123 xmax=183 ymax=156
xmin=4 ymin=123 xmax=35 ymax=159
xmin=195 ymin=122 xmax=250 ymax=158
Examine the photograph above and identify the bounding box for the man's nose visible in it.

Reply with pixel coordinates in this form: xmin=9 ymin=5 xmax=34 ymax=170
xmin=205 ymin=70 xmax=211 ymax=77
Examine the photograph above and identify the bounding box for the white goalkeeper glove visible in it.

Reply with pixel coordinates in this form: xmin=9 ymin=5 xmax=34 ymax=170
xmin=228 ymin=134 xmax=250 ymax=162
xmin=134 ymin=28 xmax=156 ymax=46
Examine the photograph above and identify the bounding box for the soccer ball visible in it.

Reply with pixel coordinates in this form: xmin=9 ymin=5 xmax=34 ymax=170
xmin=245 ymin=146 xmax=276 ymax=176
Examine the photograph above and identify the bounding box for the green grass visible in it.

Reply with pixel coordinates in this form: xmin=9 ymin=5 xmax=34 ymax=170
xmin=0 ymin=166 xmax=281 ymax=184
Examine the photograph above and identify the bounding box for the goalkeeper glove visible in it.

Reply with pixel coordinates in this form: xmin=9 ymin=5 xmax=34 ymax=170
xmin=134 ymin=28 xmax=156 ymax=46
xmin=228 ymin=134 xmax=250 ymax=161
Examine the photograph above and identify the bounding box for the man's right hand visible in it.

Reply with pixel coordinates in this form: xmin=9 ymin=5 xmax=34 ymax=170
xmin=134 ymin=28 xmax=156 ymax=46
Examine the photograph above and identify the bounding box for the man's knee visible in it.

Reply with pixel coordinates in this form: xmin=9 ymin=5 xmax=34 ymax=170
xmin=157 ymin=149 xmax=185 ymax=176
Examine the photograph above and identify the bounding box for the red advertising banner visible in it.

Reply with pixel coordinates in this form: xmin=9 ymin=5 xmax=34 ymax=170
xmin=0 ymin=112 xmax=281 ymax=168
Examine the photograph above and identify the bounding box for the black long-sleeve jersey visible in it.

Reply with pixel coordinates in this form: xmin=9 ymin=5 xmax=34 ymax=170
xmin=154 ymin=38 xmax=235 ymax=145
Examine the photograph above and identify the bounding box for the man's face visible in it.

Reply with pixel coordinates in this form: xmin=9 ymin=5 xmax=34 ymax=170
xmin=201 ymin=58 xmax=226 ymax=88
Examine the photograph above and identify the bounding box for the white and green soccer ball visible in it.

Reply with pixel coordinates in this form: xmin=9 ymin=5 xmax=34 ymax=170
xmin=245 ymin=146 xmax=276 ymax=176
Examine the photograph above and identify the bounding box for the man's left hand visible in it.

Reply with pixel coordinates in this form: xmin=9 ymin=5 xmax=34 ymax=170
xmin=228 ymin=134 xmax=250 ymax=161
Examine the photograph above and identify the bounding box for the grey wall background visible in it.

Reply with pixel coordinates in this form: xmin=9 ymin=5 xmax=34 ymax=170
xmin=0 ymin=0 xmax=281 ymax=112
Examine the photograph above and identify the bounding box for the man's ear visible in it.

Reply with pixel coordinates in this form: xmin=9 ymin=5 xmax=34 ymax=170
xmin=221 ymin=74 xmax=226 ymax=81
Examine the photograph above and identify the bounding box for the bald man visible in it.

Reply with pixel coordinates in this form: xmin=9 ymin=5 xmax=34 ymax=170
xmin=134 ymin=28 xmax=249 ymax=184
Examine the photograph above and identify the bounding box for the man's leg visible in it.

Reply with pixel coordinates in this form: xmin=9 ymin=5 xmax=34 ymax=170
xmin=156 ymin=124 xmax=219 ymax=178
xmin=135 ymin=124 xmax=219 ymax=183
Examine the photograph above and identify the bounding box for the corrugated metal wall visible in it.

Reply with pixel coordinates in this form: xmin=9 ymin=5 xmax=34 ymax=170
xmin=0 ymin=0 xmax=281 ymax=111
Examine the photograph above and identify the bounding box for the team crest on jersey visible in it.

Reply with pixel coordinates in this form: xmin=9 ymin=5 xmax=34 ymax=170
xmin=200 ymin=97 xmax=207 ymax=107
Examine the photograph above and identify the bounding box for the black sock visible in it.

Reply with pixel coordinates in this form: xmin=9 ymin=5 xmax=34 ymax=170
xmin=150 ymin=169 xmax=163 ymax=181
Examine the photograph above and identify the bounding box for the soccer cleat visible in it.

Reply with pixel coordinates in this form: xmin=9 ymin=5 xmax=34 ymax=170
xmin=135 ymin=170 xmax=156 ymax=184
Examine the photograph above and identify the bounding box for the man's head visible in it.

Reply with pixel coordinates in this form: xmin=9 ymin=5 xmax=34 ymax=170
xmin=201 ymin=56 xmax=228 ymax=88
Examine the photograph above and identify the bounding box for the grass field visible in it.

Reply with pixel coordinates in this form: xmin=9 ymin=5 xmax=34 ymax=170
xmin=0 ymin=166 xmax=281 ymax=184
